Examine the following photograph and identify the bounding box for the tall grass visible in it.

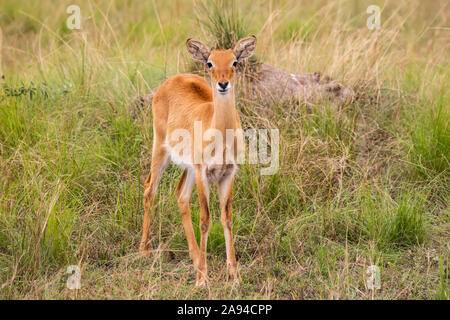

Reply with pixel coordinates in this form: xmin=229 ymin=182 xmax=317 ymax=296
xmin=0 ymin=0 xmax=448 ymax=299
xmin=410 ymin=89 xmax=449 ymax=177
xmin=195 ymin=0 xmax=247 ymax=49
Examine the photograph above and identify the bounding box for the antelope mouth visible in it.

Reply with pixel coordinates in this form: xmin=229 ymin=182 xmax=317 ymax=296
xmin=216 ymin=82 xmax=231 ymax=94
xmin=218 ymin=88 xmax=229 ymax=94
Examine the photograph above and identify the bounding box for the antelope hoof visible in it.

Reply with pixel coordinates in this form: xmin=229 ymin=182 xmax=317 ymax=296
xmin=139 ymin=243 xmax=151 ymax=258
xmin=195 ymin=276 xmax=207 ymax=287
xmin=195 ymin=268 xmax=208 ymax=287
xmin=227 ymin=264 xmax=240 ymax=284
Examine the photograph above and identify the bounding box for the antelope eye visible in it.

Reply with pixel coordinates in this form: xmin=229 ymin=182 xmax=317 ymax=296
xmin=232 ymin=61 xmax=238 ymax=67
xmin=206 ymin=62 xmax=213 ymax=68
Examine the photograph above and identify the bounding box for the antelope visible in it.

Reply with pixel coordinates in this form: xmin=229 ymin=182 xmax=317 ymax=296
xmin=139 ymin=36 xmax=256 ymax=286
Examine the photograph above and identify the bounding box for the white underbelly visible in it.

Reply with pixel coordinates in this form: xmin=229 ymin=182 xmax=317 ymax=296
xmin=164 ymin=142 xmax=195 ymax=171
xmin=164 ymin=141 xmax=236 ymax=182
xmin=206 ymin=163 xmax=236 ymax=182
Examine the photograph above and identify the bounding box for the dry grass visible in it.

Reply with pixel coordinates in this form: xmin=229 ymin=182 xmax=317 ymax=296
xmin=0 ymin=0 xmax=448 ymax=299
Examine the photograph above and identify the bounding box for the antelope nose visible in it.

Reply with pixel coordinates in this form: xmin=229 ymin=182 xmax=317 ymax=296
xmin=218 ymin=81 xmax=229 ymax=90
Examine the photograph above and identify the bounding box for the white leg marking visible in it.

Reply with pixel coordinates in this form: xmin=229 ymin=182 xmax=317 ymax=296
xmin=180 ymin=168 xmax=196 ymax=201
xmin=152 ymin=154 xmax=170 ymax=193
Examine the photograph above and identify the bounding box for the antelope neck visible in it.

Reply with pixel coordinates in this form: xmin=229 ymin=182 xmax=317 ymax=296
xmin=211 ymin=89 xmax=237 ymax=133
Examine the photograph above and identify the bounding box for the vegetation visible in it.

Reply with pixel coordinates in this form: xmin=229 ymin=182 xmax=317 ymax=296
xmin=0 ymin=0 xmax=448 ymax=299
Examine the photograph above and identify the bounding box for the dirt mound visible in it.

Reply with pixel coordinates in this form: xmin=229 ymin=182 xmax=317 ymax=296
xmin=250 ymin=63 xmax=354 ymax=104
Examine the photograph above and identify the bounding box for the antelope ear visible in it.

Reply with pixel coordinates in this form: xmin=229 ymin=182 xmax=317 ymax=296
xmin=186 ymin=38 xmax=210 ymax=63
xmin=233 ymin=35 xmax=256 ymax=62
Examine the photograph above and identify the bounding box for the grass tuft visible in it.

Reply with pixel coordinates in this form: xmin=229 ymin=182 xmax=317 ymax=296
xmin=0 ymin=0 xmax=448 ymax=300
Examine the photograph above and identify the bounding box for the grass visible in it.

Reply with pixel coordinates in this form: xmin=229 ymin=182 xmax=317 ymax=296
xmin=0 ymin=0 xmax=449 ymax=299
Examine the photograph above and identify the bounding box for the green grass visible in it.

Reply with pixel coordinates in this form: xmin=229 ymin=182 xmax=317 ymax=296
xmin=196 ymin=0 xmax=248 ymax=49
xmin=0 ymin=0 xmax=449 ymax=299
